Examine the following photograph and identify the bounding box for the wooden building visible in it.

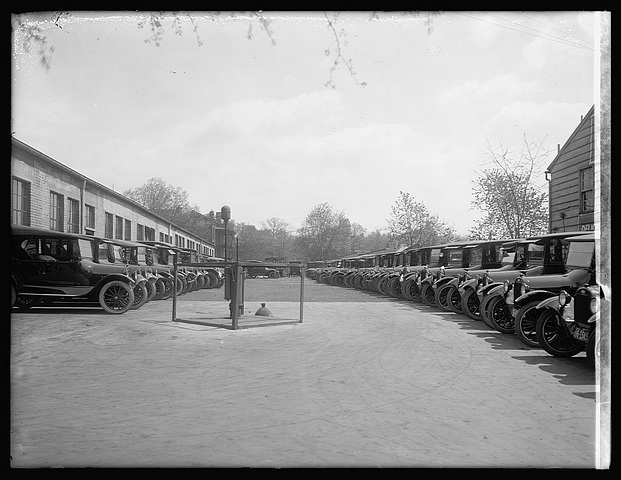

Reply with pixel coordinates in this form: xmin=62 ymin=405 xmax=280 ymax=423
xmin=545 ymin=105 xmax=596 ymax=233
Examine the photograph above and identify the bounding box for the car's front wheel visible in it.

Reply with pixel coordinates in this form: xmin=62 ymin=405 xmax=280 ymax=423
xmin=130 ymin=282 xmax=149 ymax=310
xmin=460 ymin=288 xmax=480 ymax=320
xmin=99 ymin=280 xmax=134 ymax=314
xmin=515 ymin=301 xmax=542 ymax=347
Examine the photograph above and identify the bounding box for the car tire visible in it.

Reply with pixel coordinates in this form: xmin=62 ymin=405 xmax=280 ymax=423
xmin=130 ymin=282 xmax=149 ymax=310
xmin=486 ymin=295 xmax=515 ymax=333
xmin=460 ymin=288 xmax=480 ymax=320
xmin=515 ymin=301 xmax=543 ymax=347
xmin=98 ymin=280 xmax=134 ymax=314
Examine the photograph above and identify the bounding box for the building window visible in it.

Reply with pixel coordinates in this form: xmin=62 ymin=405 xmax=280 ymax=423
xmin=137 ymin=223 xmax=145 ymax=241
xmin=145 ymin=226 xmax=155 ymax=241
xmin=85 ymin=204 xmax=95 ymax=230
xmin=105 ymin=212 xmax=114 ymax=238
xmin=115 ymin=216 xmax=123 ymax=239
xmin=50 ymin=191 xmax=64 ymax=232
xmin=124 ymin=219 xmax=131 ymax=240
xmin=68 ymin=198 xmax=80 ymax=233
xmin=580 ymin=166 xmax=594 ymax=213
xmin=12 ymin=177 xmax=31 ymax=226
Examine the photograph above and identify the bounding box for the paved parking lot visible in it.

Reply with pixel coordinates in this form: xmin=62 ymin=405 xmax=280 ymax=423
xmin=10 ymin=280 xmax=602 ymax=468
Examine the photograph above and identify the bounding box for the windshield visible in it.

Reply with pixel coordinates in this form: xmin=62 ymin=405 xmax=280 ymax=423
xmin=528 ymin=243 xmax=545 ymax=266
xmin=469 ymin=248 xmax=483 ymax=267
xmin=565 ymin=241 xmax=595 ymax=269
xmin=429 ymin=248 xmax=443 ymax=266
xmin=446 ymin=249 xmax=463 ymax=267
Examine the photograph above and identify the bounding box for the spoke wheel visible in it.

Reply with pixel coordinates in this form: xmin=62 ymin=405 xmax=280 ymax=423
xmin=515 ymin=301 xmax=543 ymax=347
xmin=99 ymin=281 xmax=134 ymax=314
xmin=421 ymin=283 xmax=436 ymax=306
xmin=460 ymin=288 xmax=481 ymax=320
xmin=435 ymin=284 xmax=452 ymax=311
xmin=480 ymin=294 xmax=498 ymax=329
xmin=447 ymin=286 xmax=463 ymax=313
xmin=130 ymin=282 xmax=148 ymax=310
xmin=487 ymin=295 xmax=515 ymax=333
xmin=536 ymin=309 xmax=584 ymax=358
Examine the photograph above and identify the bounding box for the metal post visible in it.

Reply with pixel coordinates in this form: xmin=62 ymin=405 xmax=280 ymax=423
xmin=300 ymin=264 xmax=306 ymax=323
xmin=172 ymin=256 xmax=178 ymax=321
xmin=232 ymin=263 xmax=243 ymax=330
xmin=224 ymin=220 xmax=228 ymax=262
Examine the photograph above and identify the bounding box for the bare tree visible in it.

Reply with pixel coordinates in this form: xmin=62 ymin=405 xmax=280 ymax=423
xmin=470 ymin=137 xmax=549 ymax=239
xmin=12 ymin=11 xmax=437 ymax=87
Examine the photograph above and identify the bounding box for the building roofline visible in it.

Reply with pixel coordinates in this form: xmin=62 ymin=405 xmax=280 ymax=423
xmin=546 ymin=105 xmax=595 ymax=172
xmin=11 ymin=136 xmax=214 ymax=247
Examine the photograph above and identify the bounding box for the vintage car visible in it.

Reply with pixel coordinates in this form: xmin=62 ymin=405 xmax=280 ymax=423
xmin=244 ymin=260 xmax=281 ymax=279
xmin=431 ymin=239 xmax=516 ymax=312
xmin=418 ymin=241 xmax=473 ymax=306
xmin=138 ymin=240 xmax=179 ymax=299
xmin=536 ymin=282 xmax=604 ymax=369
xmin=11 ymin=226 xmax=135 ymax=314
xmin=87 ymin=237 xmax=152 ymax=310
xmin=399 ymin=243 xmax=450 ymax=302
xmin=456 ymin=239 xmax=524 ymax=320
xmin=479 ymin=231 xmax=590 ymax=329
xmin=487 ymin=233 xmax=595 ymax=344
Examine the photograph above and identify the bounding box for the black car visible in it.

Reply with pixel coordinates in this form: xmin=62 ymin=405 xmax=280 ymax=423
xmin=244 ymin=260 xmax=281 ymax=279
xmin=11 ymin=226 xmax=136 ymax=314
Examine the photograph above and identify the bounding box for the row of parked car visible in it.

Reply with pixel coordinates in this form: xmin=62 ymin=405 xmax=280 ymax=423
xmin=307 ymin=231 xmax=603 ymax=369
xmin=10 ymin=225 xmax=225 ymax=314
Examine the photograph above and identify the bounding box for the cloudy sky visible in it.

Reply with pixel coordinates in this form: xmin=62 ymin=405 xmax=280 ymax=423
xmin=11 ymin=11 xmax=599 ymax=235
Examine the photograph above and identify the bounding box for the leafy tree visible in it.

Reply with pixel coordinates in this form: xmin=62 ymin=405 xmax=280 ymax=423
xmin=124 ymin=177 xmax=193 ymax=223
xmin=261 ymin=217 xmax=291 ymax=259
xmin=235 ymin=223 xmax=268 ymax=261
xmin=387 ymin=191 xmax=455 ymax=249
xmin=297 ymin=203 xmax=352 ymax=261
xmin=469 ymin=138 xmax=549 ymax=240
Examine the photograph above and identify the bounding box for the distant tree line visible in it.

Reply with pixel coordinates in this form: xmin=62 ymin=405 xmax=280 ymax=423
xmin=123 ymin=135 xmax=550 ymax=262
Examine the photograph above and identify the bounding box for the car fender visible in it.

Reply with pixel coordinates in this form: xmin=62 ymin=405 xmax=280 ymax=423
xmin=460 ymin=278 xmax=478 ymax=291
xmin=435 ymin=277 xmax=454 ymax=289
xmin=93 ymin=273 xmax=135 ymax=293
xmin=514 ymin=289 xmax=556 ymax=309
xmin=535 ymin=295 xmax=561 ymax=312
xmin=484 ymin=283 xmax=505 ymax=298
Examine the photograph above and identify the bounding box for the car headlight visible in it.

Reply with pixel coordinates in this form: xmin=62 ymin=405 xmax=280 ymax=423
xmin=503 ymin=279 xmax=511 ymax=292
xmin=514 ymin=279 xmax=526 ymax=298
xmin=590 ymin=296 xmax=600 ymax=314
xmin=558 ymin=290 xmax=570 ymax=307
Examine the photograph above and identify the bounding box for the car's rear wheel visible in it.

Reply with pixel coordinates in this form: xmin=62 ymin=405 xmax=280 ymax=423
xmin=99 ymin=281 xmax=134 ymax=314
xmin=15 ymin=295 xmax=41 ymax=309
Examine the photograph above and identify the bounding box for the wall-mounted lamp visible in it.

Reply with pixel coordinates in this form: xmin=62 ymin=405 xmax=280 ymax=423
xmin=545 ymin=170 xmax=551 ymax=182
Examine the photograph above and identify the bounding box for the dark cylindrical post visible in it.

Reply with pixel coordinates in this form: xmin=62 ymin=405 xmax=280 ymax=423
xmin=221 ymin=205 xmax=231 ymax=262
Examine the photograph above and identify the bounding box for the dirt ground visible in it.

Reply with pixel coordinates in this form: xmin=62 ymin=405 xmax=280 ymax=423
xmin=10 ymin=275 xmax=605 ymax=468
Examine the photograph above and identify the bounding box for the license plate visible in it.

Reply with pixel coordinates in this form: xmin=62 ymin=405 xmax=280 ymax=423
xmin=572 ymin=325 xmax=590 ymax=343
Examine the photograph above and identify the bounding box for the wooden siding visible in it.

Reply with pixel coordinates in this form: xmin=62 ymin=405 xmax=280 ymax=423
xmin=547 ymin=106 xmax=595 ymax=232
